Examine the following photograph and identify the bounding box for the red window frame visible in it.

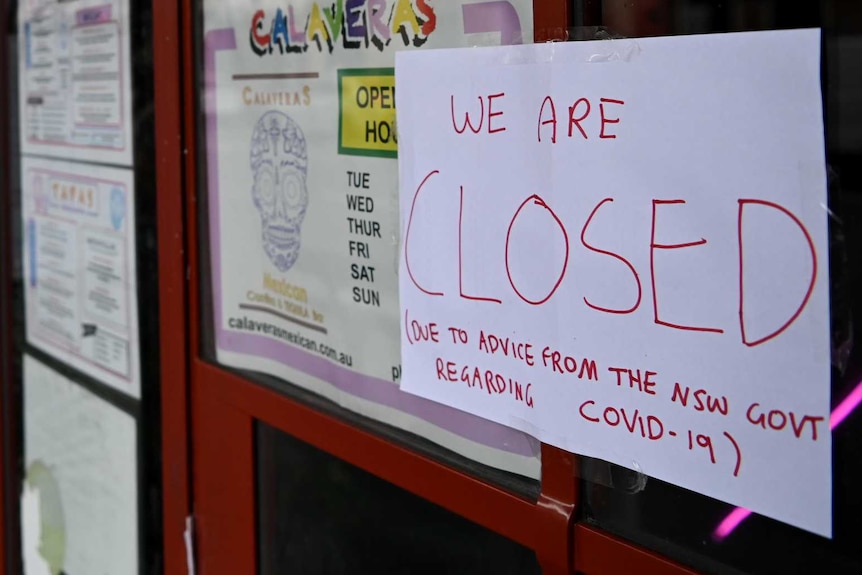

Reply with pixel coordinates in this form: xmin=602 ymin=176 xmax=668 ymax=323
xmin=152 ymin=1 xmax=702 ymax=574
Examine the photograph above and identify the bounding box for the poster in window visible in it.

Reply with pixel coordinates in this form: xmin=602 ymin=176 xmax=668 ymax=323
xmin=18 ymin=0 xmax=133 ymax=166
xmin=21 ymin=156 xmax=140 ymax=398
xmin=203 ymin=0 xmax=539 ymax=478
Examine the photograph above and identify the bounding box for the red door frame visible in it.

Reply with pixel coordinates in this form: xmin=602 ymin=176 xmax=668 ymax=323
xmin=152 ymin=1 xmax=701 ymax=574
xmin=153 ymin=0 xmax=193 ymax=573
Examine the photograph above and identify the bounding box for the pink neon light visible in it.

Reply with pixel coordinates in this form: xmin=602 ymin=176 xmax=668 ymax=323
xmin=829 ymin=379 xmax=862 ymax=429
xmin=712 ymin=378 xmax=862 ymax=541
xmin=714 ymin=507 xmax=752 ymax=539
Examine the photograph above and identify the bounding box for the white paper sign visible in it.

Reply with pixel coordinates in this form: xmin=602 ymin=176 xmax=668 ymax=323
xmin=21 ymin=157 xmax=140 ymax=397
xmin=396 ymin=29 xmax=831 ymax=536
xmin=22 ymin=355 xmax=138 ymax=575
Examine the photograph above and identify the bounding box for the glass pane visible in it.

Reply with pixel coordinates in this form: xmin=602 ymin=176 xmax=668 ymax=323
xmin=16 ymin=0 xmax=144 ymax=396
xmin=3 ymin=1 xmax=160 ymax=574
xmin=579 ymin=1 xmax=862 ymax=574
xmin=196 ymin=0 xmax=541 ymax=486
xmin=256 ymin=421 xmax=542 ymax=575
xmin=22 ymin=355 xmax=139 ymax=575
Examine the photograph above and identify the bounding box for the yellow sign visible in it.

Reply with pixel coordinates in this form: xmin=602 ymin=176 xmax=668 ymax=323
xmin=338 ymin=68 xmax=397 ymax=158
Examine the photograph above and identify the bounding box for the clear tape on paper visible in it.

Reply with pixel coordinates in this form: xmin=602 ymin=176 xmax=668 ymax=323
xmin=577 ymin=455 xmax=649 ymax=493
xmin=184 ymin=516 xmax=196 ymax=575
xmin=533 ymin=26 xmax=641 ymax=63
xmin=571 ymin=26 xmax=641 ymax=63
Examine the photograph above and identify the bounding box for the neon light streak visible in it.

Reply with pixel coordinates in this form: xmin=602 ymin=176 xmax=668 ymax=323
xmin=712 ymin=377 xmax=862 ymax=540
xmin=714 ymin=507 xmax=752 ymax=539
xmin=830 ymin=378 xmax=862 ymax=429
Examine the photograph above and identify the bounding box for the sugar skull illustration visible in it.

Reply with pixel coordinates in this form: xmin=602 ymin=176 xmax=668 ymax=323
xmin=250 ymin=111 xmax=308 ymax=272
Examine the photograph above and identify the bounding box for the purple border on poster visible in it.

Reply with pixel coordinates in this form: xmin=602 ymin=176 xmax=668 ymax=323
xmin=204 ymin=28 xmax=539 ymax=458
xmin=462 ymin=2 xmax=523 ymax=45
